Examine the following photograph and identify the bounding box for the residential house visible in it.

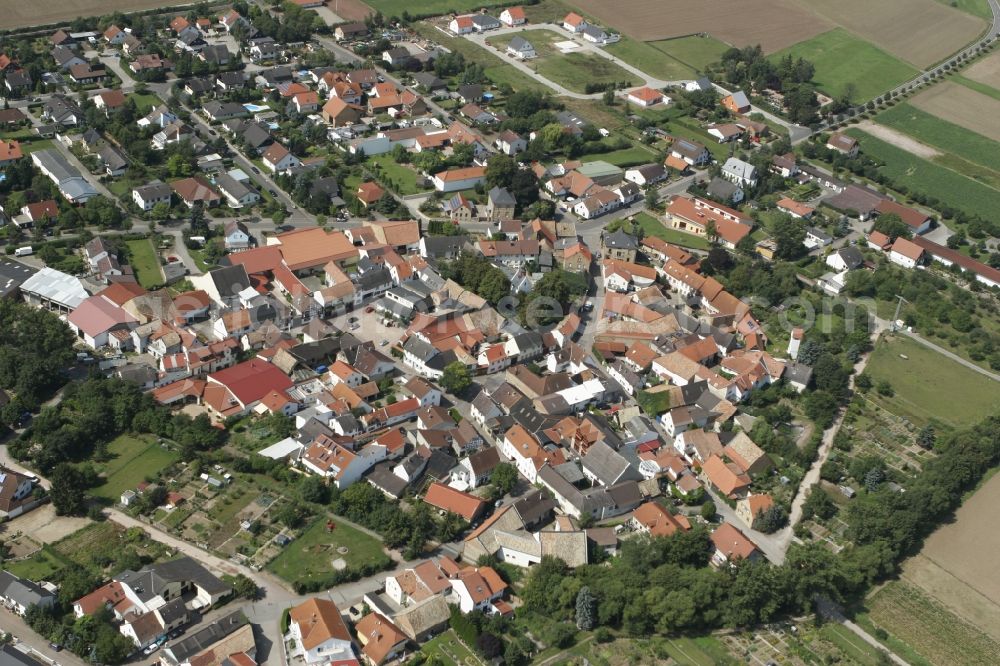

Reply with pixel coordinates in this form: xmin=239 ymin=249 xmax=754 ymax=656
xmin=826 ymin=132 xmax=859 ymax=157
xmin=262 ymin=143 xmax=301 ymax=174
xmin=888 ymin=236 xmax=924 ymax=269
xmin=721 ymin=157 xmax=757 ymax=187
xmin=133 ymin=181 xmax=173 ymax=211
xmin=500 ymin=6 xmax=527 ymax=25
xmin=722 ymin=91 xmax=750 ymax=114
xmin=506 ymin=36 xmax=535 ymax=60
xmin=287 ymin=598 xmax=354 ymax=665
xmin=627 ymin=86 xmax=664 ymax=107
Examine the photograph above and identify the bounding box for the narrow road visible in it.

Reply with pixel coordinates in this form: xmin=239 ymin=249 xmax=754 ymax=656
xmin=164 ymin=228 xmax=202 ymax=276
xmin=461 ymin=23 xmax=675 ymax=99
xmin=0 ymin=612 xmax=90 ymax=666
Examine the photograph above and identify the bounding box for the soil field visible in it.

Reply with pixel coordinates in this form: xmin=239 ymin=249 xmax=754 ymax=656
xmin=324 ymin=0 xmax=374 ymax=22
xmin=794 ymin=0 xmax=986 ymax=68
xmin=963 ymin=48 xmax=1000 ymax=91
xmin=567 ymin=0 xmax=831 ymax=52
xmin=909 ymin=80 xmax=1000 ymax=142
xmin=900 ymin=471 xmax=1000 ymax=640
xmin=0 ymin=0 xmax=196 ymax=29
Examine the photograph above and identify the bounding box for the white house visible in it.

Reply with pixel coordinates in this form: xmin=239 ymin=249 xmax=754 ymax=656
xmin=624 ymin=163 xmax=667 ymax=187
xmin=287 ymin=598 xmax=355 ymax=665
xmin=888 ymin=237 xmax=924 ymax=269
xmin=500 ymin=7 xmax=526 ymax=26
xmin=500 ymin=424 xmax=549 ymax=483
xmin=262 ymin=143 xmax=300 ymax=174
xmin=721 ymin=157 xmax=757 ymax=188
xmin=506 ymin=36 xmax=535 ymax=60
xmin=451 ymin=568 xmax=507 ymax=613
xmin=432 ymin=166 xmax=486 ymax=192
xmin=826 ymin=246 xmax=863 ymax=272
xmin=132 ymin=181 xmax=172 ymax=211
xmin=449 ymin=15 xmax=475 ymax=34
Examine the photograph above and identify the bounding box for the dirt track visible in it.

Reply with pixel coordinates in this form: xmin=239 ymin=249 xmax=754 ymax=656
xmin=854 ymin=120 xmax=942 ymax=159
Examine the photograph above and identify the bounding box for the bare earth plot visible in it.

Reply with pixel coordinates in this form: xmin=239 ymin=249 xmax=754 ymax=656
xmin=568 ymin=0 xmax=831 ymax=52
xmin=0 ymin=0 xmax=196 ymax=29
xmin=900 ymin=471 xmax=1000 ymax=642
xmin=794 ymin=0 xmax=986 ymax=68
xmin=963 ymin=49 xmax=1000 ymax=90
xmin=854 ymin=120 xmax=941 ymax=159
xmin=910 ymin=80 xmax=1000 ymax=142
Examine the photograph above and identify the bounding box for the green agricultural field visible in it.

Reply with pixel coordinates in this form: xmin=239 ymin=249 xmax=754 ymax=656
xmin=648 ymin=34 xmax=731 ymax=72
xmin=604 ymin=36 xmax=694 ymax=80
xmin=845 ymin=128 xmax=1000 ymax=221
xmin=772 ymin=29 xmax=918 ymax=102
xmin=877 ymin=103 xmax=1000 ymax=172
xmin=633 ymin=211 xmax=711 ymax=249
xmin=935 ymin=0 xmax=993 ymax=19
xmin=126 ymin=238 xmax=164 ymax=288
xmin=266 ymin=515 xmax=389 ymax=587
xmin=581 ymin=145 xmax=657 ymax=167
xmin=862 ymin=335 xmax=1000 ymax=428
xmin=91 ymin=434 xmax=179 ymax=500
xmin=953 ymin=74 xmax=1000 ymax=102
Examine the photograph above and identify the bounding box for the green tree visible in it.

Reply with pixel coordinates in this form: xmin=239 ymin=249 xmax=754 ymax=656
xmin=231 ymin=574 xmax=259 ymax=600
xmin=49 ymin=463 xmax=89 ymax=515
xmin=299 ymin=476 xmax=330 ymax=504
xmin=917 ymin=424 xmax=936 ymax=449
xmin=575 ymin=586 xmax=596 ymax=630
xmin=441 ymin=361 xmax=472 ymax=394
xmin=491 ymin=462 xmax=518 ymax=496
xmin=871 ymin=213 xmax=911 ymax=242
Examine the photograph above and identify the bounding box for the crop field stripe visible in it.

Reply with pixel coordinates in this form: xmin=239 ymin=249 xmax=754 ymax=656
xmin=876 ymin=103 xmax=1000 ymax=173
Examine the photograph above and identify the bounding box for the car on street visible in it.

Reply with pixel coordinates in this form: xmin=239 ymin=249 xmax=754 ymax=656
xmin=364 ymin=306 xmax=374 ymax=313
xmin=49 ymin=643 xmax=62 ymax=652
xmin=380 ymin=339 xmax=389 ymax=347
xmin=143 ymin=643 xmax=160 ymax=656
xmin=268 ymin=189 xmax=279 ymax=197
xmin=251 ymin=166 xmax=260 ymax=174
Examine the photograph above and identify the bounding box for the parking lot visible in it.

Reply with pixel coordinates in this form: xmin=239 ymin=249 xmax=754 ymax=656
xmin=328 ymin=307 xmax=407 ymax=349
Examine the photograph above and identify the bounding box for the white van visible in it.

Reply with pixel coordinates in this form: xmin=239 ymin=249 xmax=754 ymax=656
xmin=14 ymin=246 xmax=32 ymax=257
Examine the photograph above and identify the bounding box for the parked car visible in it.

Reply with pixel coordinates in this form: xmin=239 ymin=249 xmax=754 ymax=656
xmin=49 ymin=643 xmax=62 ymax=652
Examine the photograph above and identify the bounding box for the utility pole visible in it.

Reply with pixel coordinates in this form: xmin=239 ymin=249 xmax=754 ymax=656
xmin=891 ymin=294 xmax=908 ymax=331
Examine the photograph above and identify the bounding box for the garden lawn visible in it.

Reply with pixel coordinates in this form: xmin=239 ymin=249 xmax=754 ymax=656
xmin=4 ymin=546 xmax=71 ymax=581
xmin=369 ymin=155 xmax=429 ymax=196
xmin=771 ymin=29 xmax=918 ymax=102
xmin=648 ymin=34 xmax=731 ymax=71
xmin=128 ymin=92 xmax=161 ymax=114
xmin=845 ymin=128 xmax=1000 ymax=221
xmin=862 ymin=335 xmax=1000 ymax=428
xmin=91 ymin=434 xmax=179 ymax=500
xmin=266 ymin=516 xmax=388 ymax=587
xmin=604 ymin=36 xmax=694 ymax=80
xmin=876 ymin=103 xmax=1000 ymax=173
xmin=126 ymin=238 xmax=164 ymax=288
xmin=535 ymin=52 xmax=638 ymax=93
xmin=581 ymin=145 xmax=657 ymax=167
xmin=633 ymin=211 xmax=711 ymax=249
xmin=419 ymin=630 xmax=480 ymax=666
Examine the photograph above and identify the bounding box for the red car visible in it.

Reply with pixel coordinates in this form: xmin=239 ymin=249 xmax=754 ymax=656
xmin=365 ymin=306 xmax=374 ymax=313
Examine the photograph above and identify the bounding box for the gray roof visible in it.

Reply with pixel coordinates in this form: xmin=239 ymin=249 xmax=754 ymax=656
xmin=581 ymin=441 xmax=641 ymax=486
xmin=403 ymin=335 xmax=439 ymax=363
xmin=31 ymin=149 xmax=98 ymax=200
xmin=729 ymin=90 xmax=750 ymax=108
xmin=20 ymin=267 xmax=88 ymax=309
xmin=0 ymin=570 xmax=56 ymax=608
xmin=707 ymin=177 xmax=742 ymax=199
xmin=135 ymin=180 xmax=173 ymax=200
xmin=99 ymin=145 xmax=128 ymax=171
xmin=367 ymin=462 xmax=408 ymax=497
xmin=209 ymin=264 xmax=251 ymax=301
xmin=508 ymin=36 xmax=532 ymax=51
xmin=117 ymin=556 xmax=231 ymax=603
xmin=470 ymin=14 xmax=500 ymax=27
xmin=835 ymin=246 xmax=863 ymax=269
xmin=421 ymin=235 xmax=468 ymax=257
xmin=0 ymin=644 xmax=39 ymax=666
xmin=722 ymin=157 xmax=756 ymax=181
xmin=215 ymin=173 xmax=258 ymax=201
xmin=0 ymin=259 xmax=36 ymax=299
xmin=489 ymin=186 xmax=516 ymax=207
xmin=165 ymin=610 xmax=247 ymax=662
xmin=604 ymin=229 xmax=639 ymax=250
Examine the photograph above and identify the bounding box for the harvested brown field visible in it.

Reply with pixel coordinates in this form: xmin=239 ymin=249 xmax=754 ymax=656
xmin=327 ymin=0 xmax=374 ymax=22
xmin=568 ymin=0 xmax=831 ymax=52
xmin=795 ymin=0 xmax=986 ymax=68
xmin=964 ymin=49 xmax=1000 ymax=90
xmin=0 ymin=0 xmax=196 ymax=29
xmin=900 ymin=471 xmax=1000 ymax=642
xmin=910 ymin=80 xmax=1000 ymax=142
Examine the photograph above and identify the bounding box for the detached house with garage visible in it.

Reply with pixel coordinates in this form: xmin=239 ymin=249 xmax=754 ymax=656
xmin=287 ymin=598 xmax=355 ymax=665
xmin=262 ymin=143 xmax=301 ymax=174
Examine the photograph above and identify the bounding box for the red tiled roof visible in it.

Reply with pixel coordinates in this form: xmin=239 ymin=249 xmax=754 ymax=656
xmin=423 ymin=482 xmax=486 ymax=521
xmin=207 ymin=358 xmax=293 ymax=407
